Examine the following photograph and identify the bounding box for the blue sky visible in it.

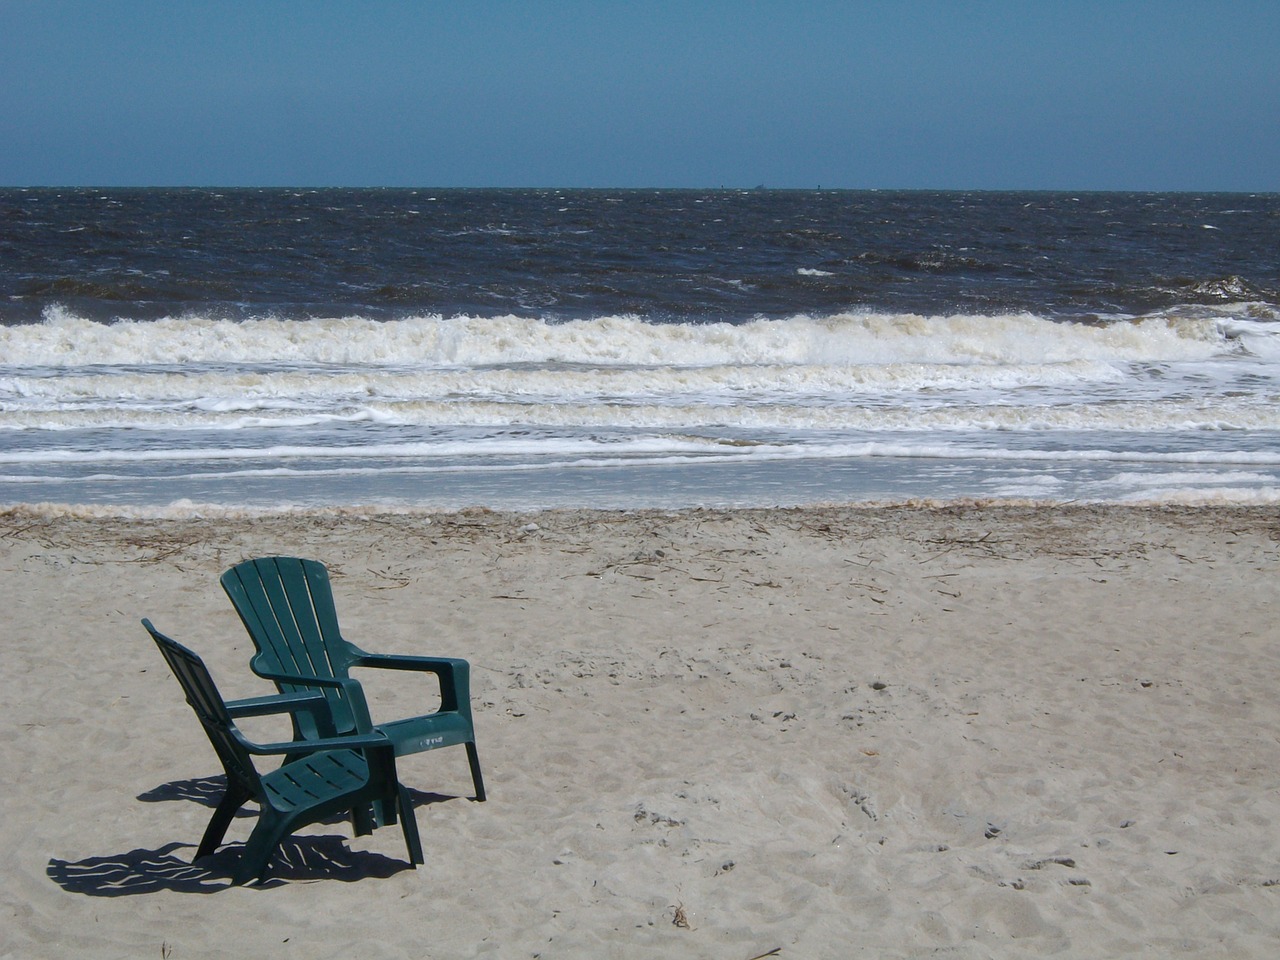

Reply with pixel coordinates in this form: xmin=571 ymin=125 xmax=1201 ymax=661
xmin=2 ymin=0 xmax=1276 ymax=189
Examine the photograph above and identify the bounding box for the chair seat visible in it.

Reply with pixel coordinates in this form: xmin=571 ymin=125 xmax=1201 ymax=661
xmin=261 ymin=750 xmax=371 ymax=813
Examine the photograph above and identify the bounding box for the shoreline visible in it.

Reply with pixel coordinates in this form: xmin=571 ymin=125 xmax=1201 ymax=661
xmin=5 ymin=502 xmax=1279 ymax=957
xmin=4 ymin=493 xmax=1279 ymax=519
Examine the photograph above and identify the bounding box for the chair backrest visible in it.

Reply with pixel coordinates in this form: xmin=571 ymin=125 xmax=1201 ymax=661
xmin=143 ymin=619 xmax=263 ymax=797
xmin=220 ymin=557 xmax=362 ymax=734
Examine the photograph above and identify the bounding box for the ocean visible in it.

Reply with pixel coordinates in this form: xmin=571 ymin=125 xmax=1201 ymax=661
xmin=2 ymin=188 xmax=1278 ymax=511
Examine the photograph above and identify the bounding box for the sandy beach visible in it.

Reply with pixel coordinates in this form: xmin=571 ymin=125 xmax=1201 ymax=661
xmin=3 ymin=502 xmax=1278 ymax=958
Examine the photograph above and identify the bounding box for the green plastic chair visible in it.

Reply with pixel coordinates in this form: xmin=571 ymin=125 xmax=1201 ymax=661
xmin=220 ymin=557 xmax=486 ymax=805
xmin=143 ymin=619 xmax=424 ymax=885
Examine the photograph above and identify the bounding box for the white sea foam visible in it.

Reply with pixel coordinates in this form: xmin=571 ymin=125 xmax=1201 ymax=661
xmin=1117 ymin=488 xmax=1280 ymax=505
xmin=1 ymin=305 xmax=1242 ymax=368
xmin=0 ymin=356 xmax=1134 ymax=403
xmin=3 ymin=306 xmax=1277 ymax=508
xmin=3 ymin=398 xmax=1279 ymax=435
xmin=3 ymin=435 xmax=1278 ymax=470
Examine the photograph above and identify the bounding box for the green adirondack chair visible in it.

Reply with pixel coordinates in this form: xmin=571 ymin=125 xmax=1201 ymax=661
xmin=220 ymin=557 xmax=486 ymax=805
xmin=143 ymin=619 xmax=424 ymax=885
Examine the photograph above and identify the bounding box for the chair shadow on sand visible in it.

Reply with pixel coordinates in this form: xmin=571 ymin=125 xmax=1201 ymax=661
xmin=47 ymin=776 xmax=455 ymax=896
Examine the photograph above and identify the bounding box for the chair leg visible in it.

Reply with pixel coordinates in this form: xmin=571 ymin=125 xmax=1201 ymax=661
xmin=196 ymin=780 xmax=252 ymax=860
xmin=397 ymin=784 xmax=424 ymax=865
xmin=352 ymin=802 xmax=377 ymax=836
xmin=466 ymin=741 xmax=486 ymax=801
xmin=234 ymin=812 xmax=292 ymax=885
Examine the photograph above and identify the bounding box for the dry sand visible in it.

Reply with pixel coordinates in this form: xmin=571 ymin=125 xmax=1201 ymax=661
xmin=2 ymin=503 xmax=1279 ymax=958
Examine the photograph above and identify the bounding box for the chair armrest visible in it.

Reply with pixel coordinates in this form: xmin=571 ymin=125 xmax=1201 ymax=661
xmin=226 ymin=689 xmax=340 ymax=738
xmin=349 ymin=650 xmax=469 ymax=675
xmin=225 ymin=689 xmax=328 ymax=719
xmin=253 ymin=669 xmax=363 ymax=698
xmin=348 ymin=650 xmax=471 ymax=715
xmin=252 ymin=669 xmax=375 ymax=733
xmin=238 ymin=729 xmax=396 ymax=758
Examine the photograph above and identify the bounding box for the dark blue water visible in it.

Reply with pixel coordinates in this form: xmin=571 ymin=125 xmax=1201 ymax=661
xmin=2 ymin=189 xmax=1278 ymax=511
xmin=3 ymin=188 xmax=1277 ymax=326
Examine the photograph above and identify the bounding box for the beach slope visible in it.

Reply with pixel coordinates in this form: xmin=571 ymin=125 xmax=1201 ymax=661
xmin=3 ymin=504 xmax=1278 ymax=958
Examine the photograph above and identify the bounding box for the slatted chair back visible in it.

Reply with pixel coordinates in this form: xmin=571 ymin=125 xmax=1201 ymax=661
xmin=221 ymin=556 xmax=366 ymax=736
xmin=147 ymin=620 xmax=263 ymax=798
